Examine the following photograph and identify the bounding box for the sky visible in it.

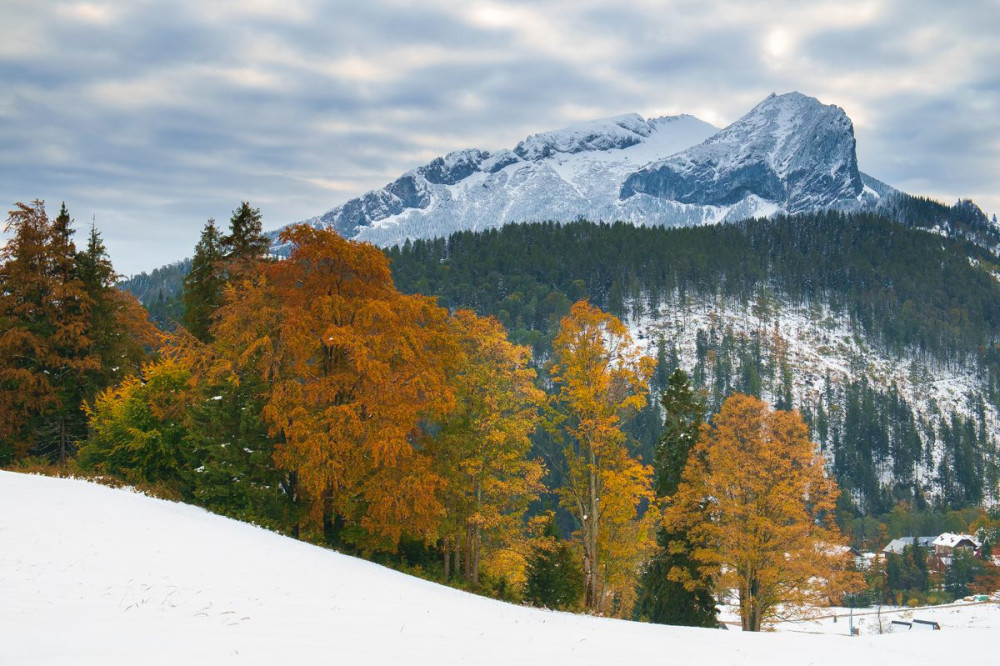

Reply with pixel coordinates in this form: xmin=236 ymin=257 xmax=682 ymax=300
xmin=2 ymin=0 xmax=998 ymax=275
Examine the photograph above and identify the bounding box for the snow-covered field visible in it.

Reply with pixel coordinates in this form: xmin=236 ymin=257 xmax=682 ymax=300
xmin=1 ymin=471 xmax=996 ymax=665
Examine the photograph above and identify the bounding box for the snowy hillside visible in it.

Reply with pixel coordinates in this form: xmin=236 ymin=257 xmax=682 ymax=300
xmin=629 ymin=292 xmax=1000 ymax=506
xmin=1 ymin=471 xmax=996 ymax=664
xmin=292 ymin=92 xmax=894 ymax=249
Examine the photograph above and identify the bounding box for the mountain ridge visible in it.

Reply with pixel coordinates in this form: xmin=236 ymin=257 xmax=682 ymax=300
xmin=294 ymin=92 xmax=891 ymax=248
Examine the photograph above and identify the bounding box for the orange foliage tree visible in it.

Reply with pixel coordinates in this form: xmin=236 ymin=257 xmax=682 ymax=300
xmin=663 ymin=393 xmax=859 ymax=631
xmin=0 ymin=201 xmax=97 ymax=462
xmin=549 ymin=300 xmax=656 ymax=614
xmin=212 ymin=224 xmax=458 ymax=551
xmin=429 ymin=310 xmax=545 ymax=586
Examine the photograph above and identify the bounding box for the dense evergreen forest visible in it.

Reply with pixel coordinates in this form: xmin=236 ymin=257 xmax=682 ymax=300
xmin=385 ymin=214 xmax=1000 ymax=514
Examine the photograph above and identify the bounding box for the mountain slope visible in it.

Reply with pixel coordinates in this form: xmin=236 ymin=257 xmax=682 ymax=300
xmin=621 ymin=92 xmax=875 ymax=214
xmin=387 ymin=216 xmax=1000 ymax=512
xmin=294 ymin=92 xmax=891 ymax=248
xmin=298 ymin=112 xmax=721 ymax=247
xmin=1 ymin=471 xmax=994 ymax=665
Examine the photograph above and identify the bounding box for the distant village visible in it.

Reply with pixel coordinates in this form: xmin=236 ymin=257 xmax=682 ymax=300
xmin=852 ymin=532 xmax=988 ymax=573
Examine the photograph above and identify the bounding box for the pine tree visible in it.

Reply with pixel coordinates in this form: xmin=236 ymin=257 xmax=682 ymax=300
xmin=182 ymin=219 xmax=225 ymax=341
xmin=635 ymin=369 xmax=718 ymax=627
xmin=77 ymin=222 xmax=153 ymax=399
xmin=524 ymin=513 xmax=585 ymax=611
xmin=185 ymin=365 xmax=291 ymax=530
xmin=222 ymin=202 xmax=269 ymax=265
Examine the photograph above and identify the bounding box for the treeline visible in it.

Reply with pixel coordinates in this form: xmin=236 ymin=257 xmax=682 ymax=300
xmin=388 ymin=214 xmax=1000 ymax=365
xmin=0 ymin=201 xmax=158 ymax=465
xmin=386 ymin=216 xmax=1000 ymax=513
xmin=3 ymin=200 xmax=875 ymax=630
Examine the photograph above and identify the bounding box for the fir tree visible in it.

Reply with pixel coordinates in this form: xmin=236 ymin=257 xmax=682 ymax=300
xmin=222 ymin=202 xmax=269 ymax=264
xmin=524 ymin=514 xmax=585 ymax=611
xmin=635 ymin=369 xmax=718 ymax=627
xmin=182 ymin=219 xmax=225 ymax=341
xmin=77 ymin=222 xmax=147 ymax=396
xmin=186 ymin=369 xmax=291 ymax=530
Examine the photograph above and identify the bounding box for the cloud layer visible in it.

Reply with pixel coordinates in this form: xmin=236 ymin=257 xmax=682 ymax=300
xmin=2 ymin=0 xmax=997 ymax=274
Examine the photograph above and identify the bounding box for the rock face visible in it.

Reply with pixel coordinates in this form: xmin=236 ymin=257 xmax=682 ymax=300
xmin=620 ymin=93 xmax=870 ymax=214
xmin=295 ymin=92 xmax=889 ymax=247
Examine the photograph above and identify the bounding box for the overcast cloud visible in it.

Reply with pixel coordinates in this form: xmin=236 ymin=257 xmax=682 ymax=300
xmin=2 ymin=0 xmax=997 ymax=274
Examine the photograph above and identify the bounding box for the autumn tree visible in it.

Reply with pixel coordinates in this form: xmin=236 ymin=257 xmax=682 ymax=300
xmin=635 ymin=368 xmax=718 ymax=627
xmin=212 ymin=224 xmax=457 ymax=551
xmin=0 ymin=201 xmax=97 ymax=463
xmin=664 ymin=393 xmax=858 ymax=631
xmin=549 ymin=300 xmax=655 ymax=615
xmin=429 ymin=310 xmax=545 ymax=585
xmin=182 ymin=218 xmax=225 ymax=342
xmin=78 ymin=357 xmax=197 ymax=488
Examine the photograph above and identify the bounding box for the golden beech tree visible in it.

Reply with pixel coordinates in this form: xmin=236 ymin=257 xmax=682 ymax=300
xmin=549 ymin=300 xmax=656 ymax=615
xmin=429 ymin=310 xmax=545 ymax=586
xmin=663 ymin=393 xmax=861 ymax=632
xmin=211 ymin=224 xmax=458 ymax=552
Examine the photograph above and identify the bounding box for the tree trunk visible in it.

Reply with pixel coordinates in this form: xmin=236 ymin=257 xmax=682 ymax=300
xmin=585 ymin=443 xmax=601 ymax=611
xmin=443 ymin=538 xmax=451 ymax=580
xmin=58 ymin=416 xmax=66 ymax=466
xmin=472 ymin=480 xmax=482 ymax=585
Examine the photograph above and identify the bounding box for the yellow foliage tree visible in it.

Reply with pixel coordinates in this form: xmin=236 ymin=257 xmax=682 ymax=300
xmin=212 ymin=224 xmax=458 ymax=551
xmin=430 ymin=310 xmax=545 ymax=586
xmin=663 ymin=393 xmax=860 ymax=631
xmin=549 ymin=300 xmax=656 ymax=615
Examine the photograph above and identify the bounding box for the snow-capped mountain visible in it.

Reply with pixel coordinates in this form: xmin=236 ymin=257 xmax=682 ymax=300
xmin=297 ymin=92 xmax=891 ymax=246
xmin=621 ymin=92 xmax=878 ymax=214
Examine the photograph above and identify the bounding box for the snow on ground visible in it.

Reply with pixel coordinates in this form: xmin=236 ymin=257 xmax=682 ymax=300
xmin=769 ymin=602 xmax=1000 ymax=636
xmin=628 ymin=292 xmax=1000 ymax=496
xmin=1 ymin=471 xmax=996 ymax=665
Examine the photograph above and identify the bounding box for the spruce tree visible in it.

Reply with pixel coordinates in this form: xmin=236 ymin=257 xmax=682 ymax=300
xmin=77 ymin=221 xmax=150 ymax=397
xmin=524 ymin=514 xmax=585 ymax=611
xmin=186 ymin=369 xmax=290 ymax=529
xmin=634 ymin=368 xmax=718 ymax=627
xmin=182 ymin=219 xmax=225 ymax=341
xmin=222 ymin=202 xmax=269 ymax=264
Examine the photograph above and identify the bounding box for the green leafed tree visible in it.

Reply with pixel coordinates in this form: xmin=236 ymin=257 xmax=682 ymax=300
xmin=78 ymin=357 xmax=195 ymax=488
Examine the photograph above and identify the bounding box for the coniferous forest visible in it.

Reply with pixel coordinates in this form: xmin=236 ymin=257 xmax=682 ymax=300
xmin=6 ymin=201 xmax=1000 ymax=629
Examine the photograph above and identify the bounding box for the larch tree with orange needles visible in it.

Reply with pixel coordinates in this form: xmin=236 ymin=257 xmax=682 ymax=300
xmin=663 ymin=393 xmax=860 ymax=631
xmin=212 ymin=224 xmax=458 ymax=552
xmin=429 ymin=310 xmax=545 ymax=586
xmin=0 ymin=201 xmax=98 ymax=463
xmin=549 ymin=300 xmax=656 ymax=615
